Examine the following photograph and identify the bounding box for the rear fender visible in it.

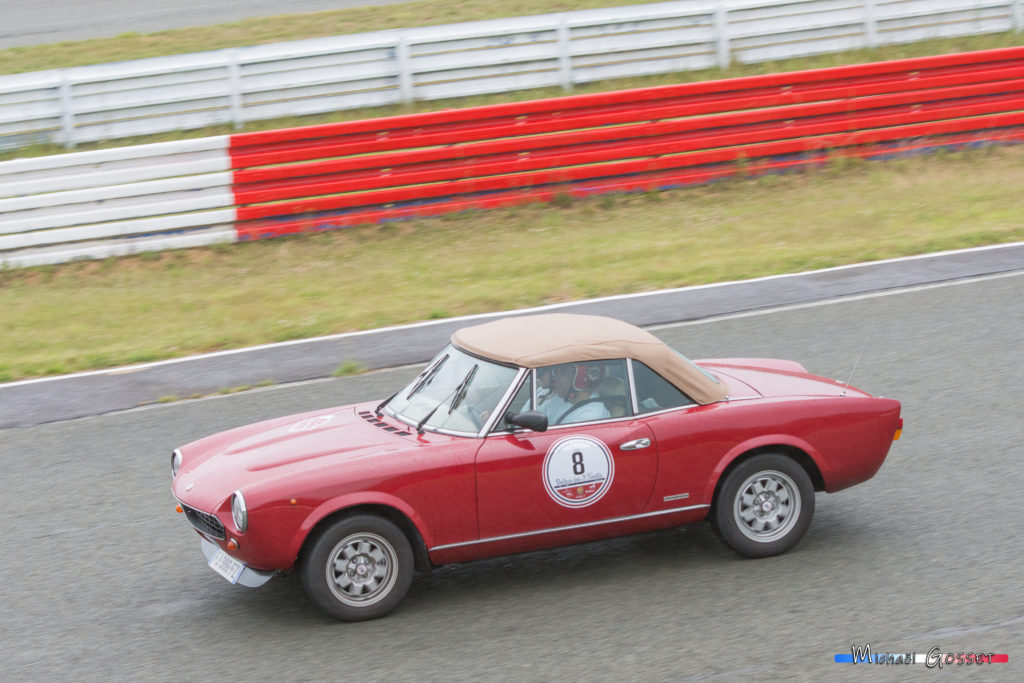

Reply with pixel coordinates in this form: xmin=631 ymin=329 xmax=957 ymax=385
xmin=703 ymin=434 xmax=828 ymax=503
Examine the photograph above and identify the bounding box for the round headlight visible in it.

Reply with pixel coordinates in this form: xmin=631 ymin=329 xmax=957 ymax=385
xmin=171 ymin=449 xmax=182 ymax=478
xmin=231 ymin=490 xmax=248 ymax=533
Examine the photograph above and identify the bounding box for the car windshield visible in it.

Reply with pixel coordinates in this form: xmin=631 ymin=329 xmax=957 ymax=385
xmin=384 ymin=344 xmax=519 ymax=434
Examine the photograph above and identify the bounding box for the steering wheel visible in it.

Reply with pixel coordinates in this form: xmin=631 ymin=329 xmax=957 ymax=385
xmin=557 ymin=397 xmax=611 ymax=425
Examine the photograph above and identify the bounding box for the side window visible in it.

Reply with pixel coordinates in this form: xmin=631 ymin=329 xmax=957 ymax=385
xmin=631 ymin=361 xmax=695 ymax=414
xmin=539 ymin=359 xmax=631 ymax=425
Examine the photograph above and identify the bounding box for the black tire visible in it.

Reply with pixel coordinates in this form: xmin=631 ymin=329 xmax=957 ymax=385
xmin=712 ymin=454 xmax=815 ymax=558
xmin=301 ymin=514 xmax=414 ymax=621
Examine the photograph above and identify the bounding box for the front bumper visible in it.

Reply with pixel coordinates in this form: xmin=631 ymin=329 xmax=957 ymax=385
xmin=199 ymin=536 xmax=276 ymax=588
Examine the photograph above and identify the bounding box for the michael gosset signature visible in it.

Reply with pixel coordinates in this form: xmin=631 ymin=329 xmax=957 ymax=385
xmin=835 ymin=644 xmax=1009 ymax=667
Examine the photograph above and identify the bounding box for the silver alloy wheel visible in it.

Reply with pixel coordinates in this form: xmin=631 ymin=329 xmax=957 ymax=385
xmin=733 ymin=469 xmax=802 ymax=542
xmin=326 ymin=532 xmax=399 ymax=607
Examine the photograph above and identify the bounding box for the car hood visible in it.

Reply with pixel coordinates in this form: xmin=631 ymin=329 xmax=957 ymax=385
xmin=698 ymin=358 xmax=867 ymax=399
xmin=172 ymin=403 xmax=419 ymax=511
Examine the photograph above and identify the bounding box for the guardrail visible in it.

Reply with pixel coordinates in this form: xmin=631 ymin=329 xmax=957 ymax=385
xmin=2 ymin=47 xmax=1022 ymax=268
xmin=0 ymin=138 xmax=236 ymax=267
xmin=2 ymin=0 xmax=1022 ymax=150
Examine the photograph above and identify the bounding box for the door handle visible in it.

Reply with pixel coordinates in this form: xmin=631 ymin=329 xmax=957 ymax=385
xmin=619 ymin=438 xmax=651 ymax=451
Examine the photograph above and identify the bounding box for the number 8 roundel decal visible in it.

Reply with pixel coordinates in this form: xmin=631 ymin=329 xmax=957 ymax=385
xmin=542 ymin=435 xmax=615 ymax=508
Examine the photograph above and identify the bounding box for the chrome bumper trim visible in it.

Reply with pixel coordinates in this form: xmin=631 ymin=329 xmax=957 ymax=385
xmin=199 ymin=536 xmax=276 ymax=588
xmin=430 ymin=503 xmax=709 ymax=552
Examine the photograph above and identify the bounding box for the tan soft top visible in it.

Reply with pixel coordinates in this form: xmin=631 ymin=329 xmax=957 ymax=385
xmin=452 ymin=313 xmax=728 ymax=404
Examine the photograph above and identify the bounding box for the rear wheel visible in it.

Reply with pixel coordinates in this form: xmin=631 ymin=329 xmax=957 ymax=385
xmin=712 ymin=454 xmax=814 ymax=558
xmin=301 ymin=514 xmax=413 ymax=621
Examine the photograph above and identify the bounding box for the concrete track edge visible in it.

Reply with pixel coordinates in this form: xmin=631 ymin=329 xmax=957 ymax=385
xmin=2 ymin=242 xmax=1021 ymax=428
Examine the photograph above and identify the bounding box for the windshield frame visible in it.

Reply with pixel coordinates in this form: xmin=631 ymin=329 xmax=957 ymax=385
xmin=383 ymin=344 xmax=524 ymax=438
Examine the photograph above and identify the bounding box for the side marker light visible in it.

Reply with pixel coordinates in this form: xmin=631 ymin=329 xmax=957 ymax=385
xmin=175 ymin=504 xmax=183 ymax=513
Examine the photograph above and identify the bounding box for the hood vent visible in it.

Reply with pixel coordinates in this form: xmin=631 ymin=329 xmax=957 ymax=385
xmin=358 ymin=410 xmax=412 ymax=437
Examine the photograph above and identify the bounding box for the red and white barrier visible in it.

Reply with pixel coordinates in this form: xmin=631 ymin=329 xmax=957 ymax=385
xmin=2 ymin=47 xmax=1022 ymax=268
xmin=225 ymin=46 xmax=1024 ymax=241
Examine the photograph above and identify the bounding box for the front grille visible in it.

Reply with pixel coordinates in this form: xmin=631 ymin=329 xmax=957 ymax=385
xmin=181 ymin=502 xmax=226 ymax=540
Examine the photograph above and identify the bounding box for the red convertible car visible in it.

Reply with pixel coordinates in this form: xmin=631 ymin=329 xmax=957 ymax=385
xmin=171 ymin=314 xmax=901 ymax=621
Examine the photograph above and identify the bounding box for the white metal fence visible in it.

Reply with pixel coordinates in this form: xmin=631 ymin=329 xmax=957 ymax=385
xmin=0 ymin=139 xmax=236 ymax=267
xmin=1 ymin=0 xmax=1021 ymax=150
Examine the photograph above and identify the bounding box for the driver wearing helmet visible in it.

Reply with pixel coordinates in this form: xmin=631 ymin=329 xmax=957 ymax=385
xmin=539 ymin=362 xmax=611 ymax=425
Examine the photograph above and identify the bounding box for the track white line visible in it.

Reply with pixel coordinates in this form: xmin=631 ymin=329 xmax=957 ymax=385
xmin=647 ymin=270 xmax=1023 ymax=330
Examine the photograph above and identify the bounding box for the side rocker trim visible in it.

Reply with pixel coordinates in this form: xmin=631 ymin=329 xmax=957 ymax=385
xmin=429 ymin=503 xmax=709 ymax=551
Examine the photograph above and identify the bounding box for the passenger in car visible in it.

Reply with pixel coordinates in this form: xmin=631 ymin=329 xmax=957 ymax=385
xmin=597 ymin=376 xmax=628 ymax=417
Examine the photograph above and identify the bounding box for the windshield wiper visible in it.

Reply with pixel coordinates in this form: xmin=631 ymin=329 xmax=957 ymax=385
xmin=406 ymin=353 xmax=448 ymax=400
xmin=374 ymin=390 xmax=399 ymax=417
xmin=416 ymin=364 xmax=477 ymax=434
xmin=448 ymin=364 xmax=478 ymax=414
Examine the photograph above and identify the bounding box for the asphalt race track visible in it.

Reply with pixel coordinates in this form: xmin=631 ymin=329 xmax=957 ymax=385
xmin=2 ymin=272 xmax=1021 ymax=680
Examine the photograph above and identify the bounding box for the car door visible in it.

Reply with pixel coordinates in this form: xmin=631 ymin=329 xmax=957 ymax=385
xmin=474 ymin=360 xmax=658 ymax=540
xmin=629 ymin=359 xmax=718 ymax=509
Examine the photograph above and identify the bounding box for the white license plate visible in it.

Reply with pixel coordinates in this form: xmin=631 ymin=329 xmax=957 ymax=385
xmin=208 ymin=547 xmax=245 ymax=584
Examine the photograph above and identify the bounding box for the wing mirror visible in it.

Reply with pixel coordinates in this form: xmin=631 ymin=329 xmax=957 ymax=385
xmin=505 ymin=410 xmax=548 ymax=432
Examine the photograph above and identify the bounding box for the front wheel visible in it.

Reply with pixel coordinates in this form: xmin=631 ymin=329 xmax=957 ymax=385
xmin=301 ymin=514 xmax=414 ymax=621
xmin=712 ymin=454 xmax=815 ymax=558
